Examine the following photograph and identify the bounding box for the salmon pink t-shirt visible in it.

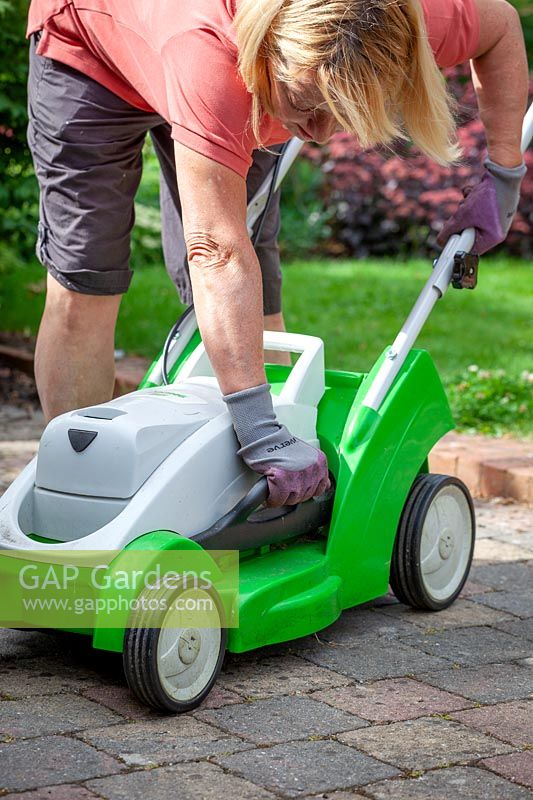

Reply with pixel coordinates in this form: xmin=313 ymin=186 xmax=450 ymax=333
xmin=27 ymin=0 xmax=480 ymax=178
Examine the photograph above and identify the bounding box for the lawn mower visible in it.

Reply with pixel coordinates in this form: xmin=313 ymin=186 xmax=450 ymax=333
xmin=0 ymin=105 xmax=531 ymax=713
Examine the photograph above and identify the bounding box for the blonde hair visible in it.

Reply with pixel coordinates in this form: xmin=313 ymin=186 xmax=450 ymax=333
xmin=234 ymin=0 xmax=460 ymax=164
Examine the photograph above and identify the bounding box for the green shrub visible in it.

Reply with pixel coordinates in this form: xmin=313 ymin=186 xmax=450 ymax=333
xmin=446 ymin=366 xmax=532 ymax=436
xmin=279 ymin=158 xmax=333 ymax=260
xmin=515 ymin=0 xmax=533 ymax=58
xmin=0 ymin=0 xmax=39 ymax=257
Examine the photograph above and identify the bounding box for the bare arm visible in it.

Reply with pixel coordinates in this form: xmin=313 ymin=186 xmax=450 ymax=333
xmin=173 ymin=141 xmax=266 ymax=395
xmin=471 ymin=0 xmax=529 ymax=167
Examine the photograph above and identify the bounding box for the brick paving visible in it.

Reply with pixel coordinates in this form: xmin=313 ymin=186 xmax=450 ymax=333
xmin=0 ymin=412 xmax=532 ymax=798
xmin=429 ymin=432 xmax=533 ymax=505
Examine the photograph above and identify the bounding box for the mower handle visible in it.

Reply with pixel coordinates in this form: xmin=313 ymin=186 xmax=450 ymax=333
xmin=246 ymin=138 xmax=304 ymax=234
xmin=191 ymin=477 xmax=269 ymax=547
xmin=191 ymin=475 xmax=335 ymax=551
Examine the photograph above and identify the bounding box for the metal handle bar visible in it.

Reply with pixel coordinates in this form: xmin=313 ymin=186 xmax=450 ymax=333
xmin=361 ymin=102 xmax=533 ymax=414
xmin=247 ymin=138 xmax=304 ymax=233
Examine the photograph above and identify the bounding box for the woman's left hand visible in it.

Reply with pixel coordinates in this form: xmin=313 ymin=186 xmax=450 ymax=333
xmin=439 ymin=0 xmax=529 ymax=255
xmin=437 ymin=158 xmax=526 ymax=254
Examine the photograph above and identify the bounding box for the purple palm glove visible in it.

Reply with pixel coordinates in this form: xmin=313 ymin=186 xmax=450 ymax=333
xmin=437 ymin=158 xmax=526 ymax=254
xmin=223 ymin=383 xmax=330 ymax=508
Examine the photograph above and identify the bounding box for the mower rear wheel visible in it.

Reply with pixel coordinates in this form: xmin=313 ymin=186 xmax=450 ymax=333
xmin=123 ymin=584 xmax=226 ymax=713
xmin=390 ymin=474 xmax=475 ymax=611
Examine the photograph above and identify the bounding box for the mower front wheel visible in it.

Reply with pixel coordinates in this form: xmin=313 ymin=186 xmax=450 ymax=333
xmin=390 ymin=474 xmax=475 ymax=611
xmin=123 ymin=584 xmax=226 ymax=713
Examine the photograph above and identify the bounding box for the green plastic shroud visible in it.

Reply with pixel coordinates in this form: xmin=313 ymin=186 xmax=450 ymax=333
xmin=90 ymin=344 xmax=453 ymax=653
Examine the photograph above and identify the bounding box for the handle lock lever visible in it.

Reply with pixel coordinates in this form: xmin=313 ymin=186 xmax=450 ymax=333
xmin=452 ymin=251 xmax=479 ymax=290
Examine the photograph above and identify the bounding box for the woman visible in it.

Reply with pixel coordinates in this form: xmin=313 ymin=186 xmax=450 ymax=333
xmin=27 ymin=0 xmax=528 ymax=507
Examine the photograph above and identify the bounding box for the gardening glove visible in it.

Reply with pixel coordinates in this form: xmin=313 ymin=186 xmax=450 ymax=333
xmin=223 ymin=383 xmax=330 ymax=508
xmin=437 ymin=158 xmax=527 ymax=254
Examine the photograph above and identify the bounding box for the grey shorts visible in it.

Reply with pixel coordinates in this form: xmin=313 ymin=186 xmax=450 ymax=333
xmin=27 ymin=34 xmax=283 ymax=314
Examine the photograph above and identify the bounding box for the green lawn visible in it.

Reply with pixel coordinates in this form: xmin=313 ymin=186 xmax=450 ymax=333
xmin=3 ymin=251 xmax=531 ymax=371
xmin=1 ymin=249 xmax=531 ymax=435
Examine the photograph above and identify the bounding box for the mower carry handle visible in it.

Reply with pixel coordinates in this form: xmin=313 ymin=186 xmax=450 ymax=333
xmin=170 ymin=329 xmax=325 ymax=408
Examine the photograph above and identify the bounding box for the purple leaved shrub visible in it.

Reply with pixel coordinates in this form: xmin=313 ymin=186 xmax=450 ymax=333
xmin=302 ymin=65 xmax=532 ymax=259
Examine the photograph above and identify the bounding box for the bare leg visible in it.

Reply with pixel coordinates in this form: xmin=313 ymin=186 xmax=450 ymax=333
xmin=35 ymin=275 xmax=122 ymax=421
xmin=264 ymin=311 xmax=292 ymax=366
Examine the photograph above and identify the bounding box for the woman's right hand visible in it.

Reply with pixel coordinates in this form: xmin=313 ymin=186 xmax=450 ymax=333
xmin=224 ymin=383 xmax=330 ymax=507
xmin=173 ymin=143 xmax=329 ymax=505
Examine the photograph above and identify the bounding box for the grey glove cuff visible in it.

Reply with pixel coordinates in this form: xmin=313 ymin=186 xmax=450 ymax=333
xmin=484 ymin=158 xmax=527 ymax=183
xmin=237 ymin=426 xmax=310 ymax=472
xmin=223 ymin=383 xmax=280 ymax=448
xmin=484 ymin=157 xmax=526 ymax=236
xmin=223 ymin=383 xmax=324 ymax=475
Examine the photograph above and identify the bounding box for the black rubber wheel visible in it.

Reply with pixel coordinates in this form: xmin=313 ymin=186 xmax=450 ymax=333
xmin=123 ymin=582 xmax=226 ymax=713
xmin=390 ymin=473 xmax=475 ymax=611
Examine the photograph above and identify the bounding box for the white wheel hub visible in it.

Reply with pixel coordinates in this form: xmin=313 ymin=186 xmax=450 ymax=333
xmin=178 ymin=629 xmax=201 ymax=665
xmin=420 ymin=485 xmax=473 ymax=601
xmin=156 ymin=589 xmax=222 ymax=702
xmin=438 ymin=528 xmax=453 ymax=559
